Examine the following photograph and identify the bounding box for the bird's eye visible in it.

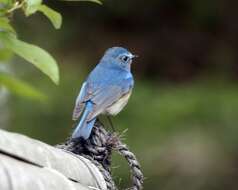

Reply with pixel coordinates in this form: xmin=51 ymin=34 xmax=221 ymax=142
xmin=121 ymin=55 xmax=129 ymax=62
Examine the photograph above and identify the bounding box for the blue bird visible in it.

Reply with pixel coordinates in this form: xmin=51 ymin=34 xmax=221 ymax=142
xmin=72 ymin=47 xmax=136 ymax=140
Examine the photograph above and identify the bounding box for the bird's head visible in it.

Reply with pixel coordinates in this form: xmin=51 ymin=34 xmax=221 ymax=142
xmin=101 ymin=47 xmax=137 ymax=71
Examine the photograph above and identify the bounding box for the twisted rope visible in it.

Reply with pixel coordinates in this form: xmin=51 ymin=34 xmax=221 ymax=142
xmin=57 ymin=120 xmax=143 ymax=190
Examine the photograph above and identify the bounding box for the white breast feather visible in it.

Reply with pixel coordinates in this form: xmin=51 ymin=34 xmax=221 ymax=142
xmin=106 ymin=92 xmax=132 ymax=115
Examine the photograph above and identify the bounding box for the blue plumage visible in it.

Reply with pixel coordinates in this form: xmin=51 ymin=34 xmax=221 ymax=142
xmin=72 ymin=47 xmax=136 ymax=139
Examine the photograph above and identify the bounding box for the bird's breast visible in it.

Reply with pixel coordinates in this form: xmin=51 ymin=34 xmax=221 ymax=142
xmin=105 ymin=91 xmax=132 ymax=116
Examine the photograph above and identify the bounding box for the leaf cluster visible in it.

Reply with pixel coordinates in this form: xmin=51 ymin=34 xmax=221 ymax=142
xmin=0 ymin=0 xmax=101 ymax=99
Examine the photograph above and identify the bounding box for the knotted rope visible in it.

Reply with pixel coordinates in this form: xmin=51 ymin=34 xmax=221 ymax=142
xmin=57 ymin=120 xmax=143 ymax=190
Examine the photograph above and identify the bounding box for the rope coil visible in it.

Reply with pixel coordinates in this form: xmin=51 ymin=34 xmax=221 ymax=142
xmin=57 ymin=120 xmax=143 ymax=190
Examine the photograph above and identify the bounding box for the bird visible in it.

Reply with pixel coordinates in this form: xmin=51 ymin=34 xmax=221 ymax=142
xmin=71 ymin=47 xmax=136 ymax=140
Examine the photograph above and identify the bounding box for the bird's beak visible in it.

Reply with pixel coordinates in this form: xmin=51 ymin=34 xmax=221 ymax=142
xmin=130 ymin=54 xmax=139 ymax=59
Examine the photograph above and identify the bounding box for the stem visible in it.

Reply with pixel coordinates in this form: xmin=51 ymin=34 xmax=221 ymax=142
xmin=7 ymin=0 xmax=25 ymax=13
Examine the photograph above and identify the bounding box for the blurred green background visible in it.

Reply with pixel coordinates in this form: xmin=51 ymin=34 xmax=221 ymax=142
xmin=2 ymin=0 xmax=238 ymax=189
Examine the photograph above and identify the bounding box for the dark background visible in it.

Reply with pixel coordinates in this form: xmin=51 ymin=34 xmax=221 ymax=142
xmin=5 ymin=0 xmax=238 ymax=189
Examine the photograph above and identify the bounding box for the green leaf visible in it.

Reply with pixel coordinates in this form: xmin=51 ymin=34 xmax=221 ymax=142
xmin=0 ymin=17 xmax=15 ymax=33
xmin=0 ymin=72 xmax=46 ymax=100
xmin=0 ymin=32 xmax=59 ymax=84
xmin=24 ymin=0 xmax=42 ymax=16
xmin=0 ymin=48 xmax=13 ymax=61
xmin=0 ymin=0 xmax=10 ymax=3
xmin=61 ymin=0 xmax=102 ymax=5
xmin=38 ymin=5 xmax=62 ymax=29
xmin=0 ymin=0 xmax=12 ymax=8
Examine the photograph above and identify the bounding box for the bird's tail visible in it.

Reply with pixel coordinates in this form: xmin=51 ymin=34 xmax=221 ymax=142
xmin=71 ymin=101 xmax=96 ymax=140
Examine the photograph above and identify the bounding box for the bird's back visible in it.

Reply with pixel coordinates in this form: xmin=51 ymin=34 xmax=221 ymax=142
xmin=87 ymin=63 xmax=132 ymax=86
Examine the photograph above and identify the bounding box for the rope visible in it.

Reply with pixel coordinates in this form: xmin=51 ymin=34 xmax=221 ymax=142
xmin=57 ymin=120 xmax=144 ymax=190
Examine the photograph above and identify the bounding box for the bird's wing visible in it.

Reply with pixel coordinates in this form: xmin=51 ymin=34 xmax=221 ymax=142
xmin=72 ymin=82 xmax=93 ymax=120
xmin=72 ymin=80 xmax=106 ymax=120
xmin=87 ymin=78 xmax=134 ymax=122
xmin=86 ymin=85 xmax=124 ymax=121
xmin=73 ymin=76 xmax=133 ymax=121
